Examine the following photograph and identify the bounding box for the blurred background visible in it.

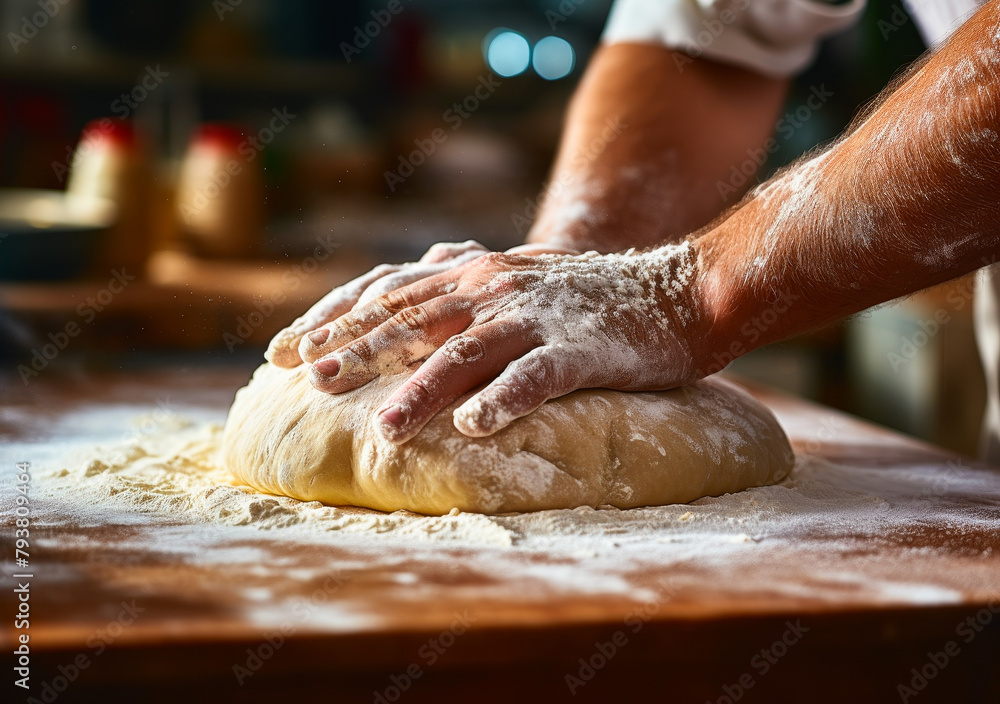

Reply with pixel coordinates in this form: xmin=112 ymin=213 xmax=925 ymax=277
xmin=0 ymin=0 xmax=984 ymax=455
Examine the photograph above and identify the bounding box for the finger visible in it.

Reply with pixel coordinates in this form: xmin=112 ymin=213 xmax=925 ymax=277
xmin=418 ymin=239 xmax=488 ymax=264
xmin=372 ymin=322 xmax=537 ymax=444
xmin=355 ymin=246 xmax=489 ymax=307
xmin=308 ymin=293 xmax=475 ymax=394
xmin=299 ymin=269 xmax=462 ymax=364
xmin=452 ymin=346 xmax=586 ymax=437
xmin=266 ymin=263 xmax=402 ymax=368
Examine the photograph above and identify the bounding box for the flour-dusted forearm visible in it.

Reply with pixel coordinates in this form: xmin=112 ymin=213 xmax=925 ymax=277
xmin=696 ymin=0 xmax=1000 ymax=366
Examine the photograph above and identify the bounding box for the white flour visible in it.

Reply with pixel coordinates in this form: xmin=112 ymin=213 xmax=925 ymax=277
xmin=24 ymin=413 xmax=1000 ymax=607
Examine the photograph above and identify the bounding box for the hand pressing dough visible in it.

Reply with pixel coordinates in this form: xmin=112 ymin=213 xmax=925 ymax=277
xmin=222 ymin=363 xmax=794 ymax=516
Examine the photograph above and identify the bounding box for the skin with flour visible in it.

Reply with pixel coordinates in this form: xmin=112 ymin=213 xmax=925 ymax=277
xmin=267 ymin=2 xmax=1000 ymax=444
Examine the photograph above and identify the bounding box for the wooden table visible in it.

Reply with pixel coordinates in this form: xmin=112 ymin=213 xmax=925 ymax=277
xmin=2 ymin=361 xmax=999 ymax=704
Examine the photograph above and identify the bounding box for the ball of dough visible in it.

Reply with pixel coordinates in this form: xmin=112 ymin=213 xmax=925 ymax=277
xmin=222 ymin=363 xmax=793 ymax=515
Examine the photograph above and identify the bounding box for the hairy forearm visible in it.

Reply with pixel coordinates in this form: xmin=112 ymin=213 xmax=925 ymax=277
xmin=696 ymin=0 xmax=1000 ymax=368
xmin=527 ymin=43 xmax=789 ymax=253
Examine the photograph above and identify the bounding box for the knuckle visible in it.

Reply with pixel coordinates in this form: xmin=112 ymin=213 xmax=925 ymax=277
xmin=442 ymin=334 xmax=485 ymax=364
xmin=518 ymin=351 xmax=577 ymax=396
xmin=328 ymin=316 xmax=366 ymax=344
xmin=521 ymin=354 xmax=557 ymax=389
xmin=393 ymin=304 xmax=430 ymax=332
xmin=402 ymin=375 xmax=436 ymax=408
xmin=481 ymin=251 xmax=508 ymax=267
xmin=379 ymin=287 xmax=415 ymax=315
xmin=472 ymin=253 xmax=522 ymax=292
xmin=344 ymin=337 xmax=372 ymax=363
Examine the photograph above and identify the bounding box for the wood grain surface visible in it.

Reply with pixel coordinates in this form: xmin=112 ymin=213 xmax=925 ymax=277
xmin=2 ymin=362 xmax=999 ymax=704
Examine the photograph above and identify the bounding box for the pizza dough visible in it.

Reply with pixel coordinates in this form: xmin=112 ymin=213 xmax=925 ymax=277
xmin=222 ymin=363 xmax=793 ymax=515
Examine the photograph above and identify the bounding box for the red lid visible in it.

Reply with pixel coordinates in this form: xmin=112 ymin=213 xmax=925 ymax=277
xmin=191 ymin=123 xmax=249 ymax=151
xmin=80 ymin=118 xmax=137 ymax=146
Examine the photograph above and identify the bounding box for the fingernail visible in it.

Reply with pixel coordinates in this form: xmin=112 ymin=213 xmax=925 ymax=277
xmin=308 ymin=329 xmax=330 ymax=345
xmin=376 ymin=406 xmax=408 ymax=442
xmin=313 ymin=357 xmax=341 ymax=377
xmin=378 ymin=405 xmax=406 ymax=429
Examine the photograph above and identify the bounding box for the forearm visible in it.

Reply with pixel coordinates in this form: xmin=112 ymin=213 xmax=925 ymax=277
xmin=527 ymin=42 xmax=789 ymax=253
xmin=696 ymin=1 xmax=1000 ymax=367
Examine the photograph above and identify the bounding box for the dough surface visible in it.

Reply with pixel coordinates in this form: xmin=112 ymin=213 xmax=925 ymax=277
xmin=222 ymin=363 xmax=794 ymax=515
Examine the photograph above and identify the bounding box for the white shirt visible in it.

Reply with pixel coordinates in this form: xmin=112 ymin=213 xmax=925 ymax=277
xmin=602 ymin=0 xmax=984 ymax=72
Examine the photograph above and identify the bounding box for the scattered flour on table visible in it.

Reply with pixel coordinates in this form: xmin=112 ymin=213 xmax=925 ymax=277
xmin=17 ymin=410 xmax=1000 ymax=639
xmin=33 ymin=415 xmax=999 ymax=557
xmin=42 ymin=416 xmax=515 ymax=545
xmin=20 ymin=413 xmax=1000 ymax=607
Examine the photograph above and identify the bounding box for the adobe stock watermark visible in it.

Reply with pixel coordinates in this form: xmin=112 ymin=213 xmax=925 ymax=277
xmin=887 ymin=308 xmax=952 ymax=373
xmin=916 ymin=458 xmax=965 ymax=498
xmin=232 ymin=571 xmax=348 ymax=685
xmin=12 ymin=462 xmax=33 ymax=693
xmin=716 ymin=84 xmax=835 ymax=200
xmin=178 ymin=106 xmax=296 ymax=224
xmin=877 ymin=1 xmax=935 ymax=40
xmin=699 ymin=286 xmax=802 ymax=377
xmin=546 ymin=0 xmax=587 ymax=30
xmin=798 ymin=416 xmax=847 ymax=457
xmin=705 ymin=619 xmax=810 ymax=704
xmin=371 ymin=610 xmax=477 ymax=703
xmin=511 ymin=116 xmax=628 ymax=235
xmin=565 ymin=580 xmax=679 ymax=695
xmin=672 ymin=0 xmax=750 ymax=73
xmin=106 ymin=399 xmax=181 ymax=465
xmin=214 ymin=0 xmax=245 ymax=21
xmin=51 ymin=64 xmax=170 ymax=183
xmin=7 ymin=0 xmax=71 ymax=54
xmin=340 ymin=0 xmax=413 ymax=63
xmin=16 ymin=269 xmax=135 ymax=385
xmin=222 ymin=233 xmax=338 ymax=352
xmin=896 ymin=597 xmax=1000 ymax=702
xmin=383 ymin=74 xmax=503 ymax=192
xmin=885 ymin=258 xmax=995 ymax=373
xmin=17 ymin=599 xmax=145 ymax=703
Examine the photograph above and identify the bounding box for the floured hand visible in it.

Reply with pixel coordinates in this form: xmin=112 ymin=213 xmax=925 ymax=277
xmin=306 ymin=243 xmax=708 ymax=443
xmin=266 ymin=240 xmax=491 ymax=368
xmin=294 ymin=241 xmax=578 ymax=365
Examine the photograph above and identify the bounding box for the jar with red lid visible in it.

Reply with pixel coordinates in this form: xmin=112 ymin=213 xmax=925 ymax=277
xmin=67 ymin=118 xmax=152 ymax=276
xmin=175 ymin=124 xmax=263 ymax=258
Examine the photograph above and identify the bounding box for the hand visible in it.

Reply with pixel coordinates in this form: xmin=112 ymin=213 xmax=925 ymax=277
xmin=266 ymin=240 xmax=490 ymax=368
xmin=306 ymin=243 xmax=707 ymax=443
xmin=293 ymin=241 xmax=578 ymax=365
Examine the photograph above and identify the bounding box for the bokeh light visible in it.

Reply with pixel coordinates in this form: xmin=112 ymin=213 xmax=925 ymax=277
xmin=485 ymin=30 xmax=530 ymax=77
xmin=532 ymin=36 xmax=575 ymax=80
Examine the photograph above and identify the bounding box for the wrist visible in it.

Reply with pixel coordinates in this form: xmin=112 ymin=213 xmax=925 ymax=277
xmin=619 ymin=242 xmax=714 ymax=384
xmin=692 ymin=228 xmax=751 ymax=377
xmin=691 ymin=215 xmax=805 ymax=377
